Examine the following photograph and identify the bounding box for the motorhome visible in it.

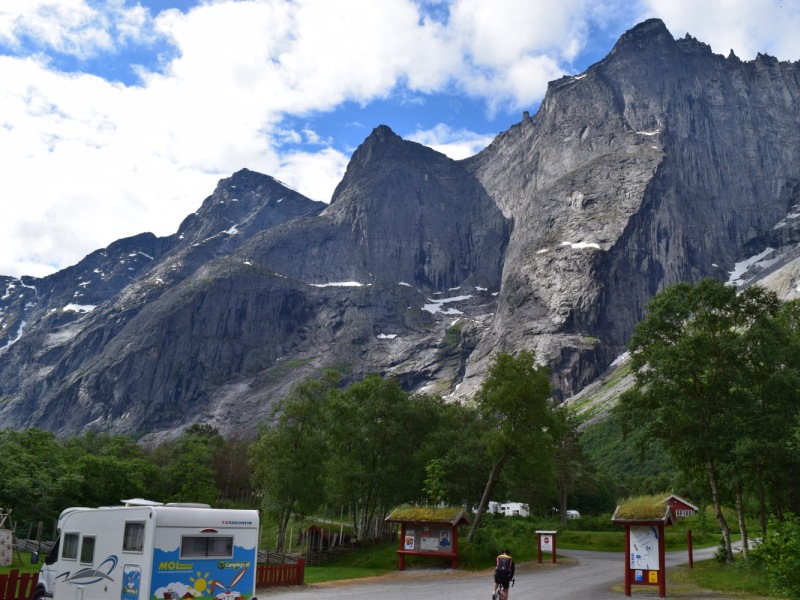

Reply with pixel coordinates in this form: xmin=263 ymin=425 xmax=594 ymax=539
xmin=32 ymin=499 xmax=259 ymax=600
xmin=499 ymin=502 xmax=530 ymax=517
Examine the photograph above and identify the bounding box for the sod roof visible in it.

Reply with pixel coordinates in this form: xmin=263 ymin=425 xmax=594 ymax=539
xmin=385 ymin=506 xmax=470 ymax=526
xmin=611 ymin=494 xmax=676 ymax=525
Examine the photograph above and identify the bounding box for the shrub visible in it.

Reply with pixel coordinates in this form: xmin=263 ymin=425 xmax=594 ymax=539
xmin=748 ymin=513 xmax=800 ymax=598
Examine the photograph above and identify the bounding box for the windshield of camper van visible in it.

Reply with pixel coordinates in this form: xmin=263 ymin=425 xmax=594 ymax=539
xmin=180 ymin=536 xmax=233 ymax=558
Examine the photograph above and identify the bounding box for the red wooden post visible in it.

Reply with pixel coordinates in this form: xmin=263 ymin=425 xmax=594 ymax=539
xmin=296 ymin=557 xmax=305 ymax=584
xmin=398 ymin=523 xmax=406 ymax=571
xmin=687 ymin=529 xmax=694 ymax=568
xmin=450 ymin=524 xmax=458 ymax=569
xmin=537 ymin=534 xmax=542 ymax=564
xmin=551 ymin=533 xmax=557 ymax=564
xmin=658 ymin=523 xmax=666 ymax=598
xmin=624 ymin=525 xmax=632 ymax=596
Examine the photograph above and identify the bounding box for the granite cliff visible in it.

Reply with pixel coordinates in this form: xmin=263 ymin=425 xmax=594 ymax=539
xmin=2 ymin=19 xmax=800 ymax=442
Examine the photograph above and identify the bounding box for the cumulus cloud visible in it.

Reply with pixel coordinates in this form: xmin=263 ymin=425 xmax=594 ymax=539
xmin=2 ymin=0 xmax=798 ymax=278
xmin=407 ymin=124 xmax=496 ymax=160
xmin=641 ymin=0 xmax=800 ymax=60
xmin=274 ymin=147 xmax=351 ymax=203
xmin=0 ymin=0 xmax=158 ymax=58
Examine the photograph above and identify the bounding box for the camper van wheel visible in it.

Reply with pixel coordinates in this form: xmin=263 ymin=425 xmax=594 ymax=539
xmin=31 ymin=587 xmax=45 ymax=600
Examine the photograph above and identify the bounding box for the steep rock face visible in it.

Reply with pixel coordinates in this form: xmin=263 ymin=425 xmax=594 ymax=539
xmin=0 ymin=172 xmax=328 ymax=437
xmin=460 ymin=18 xmax=800 ymax=398
xmin=326 ymin=125 xmax=509 ymax=290
xmin=0 ymin=131 xmax=509 ymax=439
xmin=3 ymin=19 xmax=800 ymax=440
xmin=235 ymin=125 xmax=510 ymax=290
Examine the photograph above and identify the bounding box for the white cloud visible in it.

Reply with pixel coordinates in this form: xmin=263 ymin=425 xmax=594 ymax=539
xmin=0 ymin=0 xmax=156 ymax=58
xmin=641 ymin=0 xmax=800 ymax=60
xmin=450 ymin=0 xmax=589 ymax=65
xmin=407 ymin=124 xmax=496 ymax=160
xmin=2 ymin=0 xmax=799 ymax=279
xmin=274 ymin=147 xmax=351 ymax=203
xmin=447 ymin=0 xmax=590 ymax=109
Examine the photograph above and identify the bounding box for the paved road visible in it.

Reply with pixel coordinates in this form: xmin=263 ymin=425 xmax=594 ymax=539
xmin=258 ymin=545 xmax=726 ymax=600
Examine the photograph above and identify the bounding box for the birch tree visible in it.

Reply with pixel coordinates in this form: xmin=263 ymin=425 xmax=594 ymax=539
xmin=614 ymin=279 xmax=798 ymax=563
xmin=467 ymin=350 xmax=555 ymax=541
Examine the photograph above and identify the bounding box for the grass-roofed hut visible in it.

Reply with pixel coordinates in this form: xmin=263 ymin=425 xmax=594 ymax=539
xmin=612 ymin=495 xmax=676 ymax=598
xmin=385 ymin=506 xmax=470 ymax=571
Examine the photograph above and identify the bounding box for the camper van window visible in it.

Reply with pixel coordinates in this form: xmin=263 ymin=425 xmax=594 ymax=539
xmin=80 ymin=536 xmax=96 ymax=564
xmin=62 ymin=533 xmax=79 ymax=560
xmin=123 ymin=521 xmax=145 ymax=552
xmin=180 ymin=536 xmax=234 ymax=559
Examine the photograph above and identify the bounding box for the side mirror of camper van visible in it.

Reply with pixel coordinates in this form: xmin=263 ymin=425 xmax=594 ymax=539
xmin=30 ymin=551 xmax=38 ymax=565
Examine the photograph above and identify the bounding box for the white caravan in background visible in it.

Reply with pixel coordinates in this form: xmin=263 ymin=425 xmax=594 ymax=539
xmin=499 ymin=502 xmax=530 ymax=517
xmin=32 ymin=498 xmax=259 ymax=600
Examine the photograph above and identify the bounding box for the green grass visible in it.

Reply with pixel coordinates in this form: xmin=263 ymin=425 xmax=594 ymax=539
xmin=669 ymin=556 xmax=783 ymax=599
xmin=556 ymin=530 xmax=625 ymax=552
xmin=0 ymin=549 xmax=43 ymax=575
xmin=303 ymin=542 xmax=399 ymax=583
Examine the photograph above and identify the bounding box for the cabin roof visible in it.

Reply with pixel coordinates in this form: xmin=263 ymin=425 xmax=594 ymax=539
xmin=385 ymin=507 xmax=470 ymax=526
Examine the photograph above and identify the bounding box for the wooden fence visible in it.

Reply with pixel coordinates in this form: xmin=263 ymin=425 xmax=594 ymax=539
xmin=256 ymin=558 xmax=305 ymax=587
xmin=0 ymin=570 xmax=38 ymax=600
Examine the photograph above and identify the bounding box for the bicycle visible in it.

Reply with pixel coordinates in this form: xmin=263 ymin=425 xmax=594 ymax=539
xmin=492 ymin=578 xmax=514 ymax=600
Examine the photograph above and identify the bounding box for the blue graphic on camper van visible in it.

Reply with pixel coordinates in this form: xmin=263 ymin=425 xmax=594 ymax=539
xmin=150 ymin=546 xmax=254 ymax=600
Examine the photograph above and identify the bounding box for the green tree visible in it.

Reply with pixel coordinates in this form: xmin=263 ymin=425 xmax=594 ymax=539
xmin=324 ymin=374 xmax=438 ymax=539
xmin=148 ymin=424 xmax=223 ymax=504
xmin=416 ymin=400 xmax=488 ymax=509
xmin=750 ymin=513 xmax=800 ymax=598
xmin=467 ymin=350 xmax=555 ymax=541
xmin=422 ymin=458 xmax=447 ymax=505
xmin=551 ymin=408 xmax=595 ymax=526
xmin=249 ymin=370 xmax=337 ymax=551
xmin=0 ymin=428 xmax=81 ymax=533
xmin=614 ymin=279 xmax=797 ymax=563
xmin=213 ymin=438 xmax=254 ymax=505
xmin=63 ymin=433 xmax=159 ymax=507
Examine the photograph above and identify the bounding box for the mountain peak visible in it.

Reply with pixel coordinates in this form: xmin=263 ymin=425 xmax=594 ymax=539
xmin=370 ymin=124 xmax=399 ymax=139
xmin=621 ymin=18 xmax=671 ymax=41
xmin=608 ymin=18 xmax=674 ymax=56
xmin=361 ymin=124 xmax=405 ymax=150
xmin=330 ymin=125 xmax=440 ymax=204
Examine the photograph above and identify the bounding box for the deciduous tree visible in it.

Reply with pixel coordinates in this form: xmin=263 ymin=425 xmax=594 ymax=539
xmin=468 ymin=350 xmax=555 ymax=541
xmin=615 ymin=279 xmax=799 ymax=563
xmin=249 ymin=370 xmax=338 ymax=551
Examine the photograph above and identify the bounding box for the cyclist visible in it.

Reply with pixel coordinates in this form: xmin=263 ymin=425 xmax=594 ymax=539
xmin=492 ymin=547 xmax=515 ymax=599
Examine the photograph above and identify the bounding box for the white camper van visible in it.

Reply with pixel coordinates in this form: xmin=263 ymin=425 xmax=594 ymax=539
xmin=33 ymin=499 xmax=259 ymax=600
xmin=499 ymin=502 xmax=530 ymax=517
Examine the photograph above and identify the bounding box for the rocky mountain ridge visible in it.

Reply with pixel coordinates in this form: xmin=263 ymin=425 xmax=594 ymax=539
xmin=2 ymin=18 xmax=800 ymax=442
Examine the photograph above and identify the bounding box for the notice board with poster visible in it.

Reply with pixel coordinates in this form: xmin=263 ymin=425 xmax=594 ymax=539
xmin=612 ymin=503 xmax=675 ymax=599
xmin=385 ymin=507 xmax=471 ymax=571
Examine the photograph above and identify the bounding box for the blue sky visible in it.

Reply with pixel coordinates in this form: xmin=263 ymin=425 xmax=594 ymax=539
xmin=2 ymin=0 xmax=799 ymax=278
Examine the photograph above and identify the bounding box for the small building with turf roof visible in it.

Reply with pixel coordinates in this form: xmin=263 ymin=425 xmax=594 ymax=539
xmin=385 ymin=506 xmax=470 ymax=571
